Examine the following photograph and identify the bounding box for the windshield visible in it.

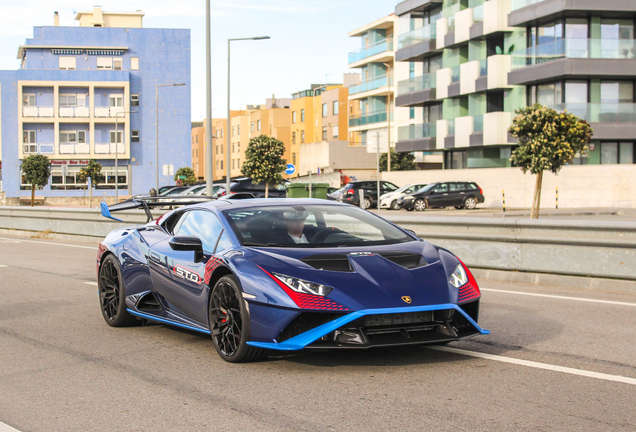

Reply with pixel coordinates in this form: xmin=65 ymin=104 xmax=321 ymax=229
xmin=223 ymin=204 xmax=414 ymax=248
xmin=416 ymin=184 xmax=436 ymax=194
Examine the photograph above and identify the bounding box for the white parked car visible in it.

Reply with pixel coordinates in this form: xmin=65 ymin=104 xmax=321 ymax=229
xmin=379 ymin=183 xmax=428 ymax=210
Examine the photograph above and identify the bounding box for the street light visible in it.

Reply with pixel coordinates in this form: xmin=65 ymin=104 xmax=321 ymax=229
xmin=226 ymin=36 xmax=270 ymax=194
xmin=383 ymin=62 xmax=392 ymax=172
xmin=114 ymin=110 xmax=137 ymax=203
xmin=205 ymin=0 xmax=213 ymax=196
xmin=156 ymin=83 xmax=186 ymax=192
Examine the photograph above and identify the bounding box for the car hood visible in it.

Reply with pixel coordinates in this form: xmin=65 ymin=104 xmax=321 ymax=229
xmin=237 ymin=240 xmax=461 ymax=311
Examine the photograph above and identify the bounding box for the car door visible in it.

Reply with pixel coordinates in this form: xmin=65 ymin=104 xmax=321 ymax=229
xmin=427 ymin=183 xmax=449 ymax=207
xmin=448 ymin=182 xmax=466 ymax=206
xmin=148 ymin=209 xmax=227 ymax=324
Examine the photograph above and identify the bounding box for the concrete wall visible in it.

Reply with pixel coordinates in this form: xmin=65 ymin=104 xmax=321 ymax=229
xmin=382 ymin=164 xmax=636 ymax=208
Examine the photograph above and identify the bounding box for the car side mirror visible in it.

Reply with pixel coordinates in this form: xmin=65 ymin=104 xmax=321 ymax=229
xmin=169 ymin=236 xmax=204 ymax=263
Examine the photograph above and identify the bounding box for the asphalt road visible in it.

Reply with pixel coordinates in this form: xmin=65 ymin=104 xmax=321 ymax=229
xmin=0 ymin=235 xmax=635 ymax=432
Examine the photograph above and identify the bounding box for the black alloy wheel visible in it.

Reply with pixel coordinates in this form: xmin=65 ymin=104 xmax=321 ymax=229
xmin=209 ymin=275 xmax=265 ymax=362
xmin=98 ymin=255 xmax=137 ymax=327
xmin=390 ymin=200 xmax=400 ymax=211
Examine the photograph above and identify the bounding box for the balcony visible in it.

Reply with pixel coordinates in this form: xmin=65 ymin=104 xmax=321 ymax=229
xmin=509 ymin=39 xmax=636 ymax=85
xmin=349 ymin=74 xmax=393 ymax=96
xmin=22 ymin=106 xmax=54 ymax=118
xmin=396 ymin=73 xmax=437 ymax=107
xmin=59 ymin=143 xmax=90 ymax=155
xmin=59 ymin=106 xmax=90 ymax=118
xmin=509 ymin=0 xmax=636 ymax=27
xmin=348 ymin=38 xmax=394 ymax=66
xmin=398 ymin=25 xmax=436 ymax=50
xmin=94 ymin=106 xmax=126 ymax=118
xmin=95 ymin=143 xmax=126 ymax=154
xmin=396 ymin=25 xmax=439 ymax=62
xmin=23 ymin=143 xmax=54 ymax=155
xmin=397 ymin=122 xmax=437 ymax=152
xmin=349 ymin=110 xmax=393 ymax=128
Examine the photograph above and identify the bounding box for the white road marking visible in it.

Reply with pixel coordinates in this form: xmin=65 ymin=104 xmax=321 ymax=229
xmin=430 ymin=346 xmax=636 ymax=386
xmin=0 ymin=421 xmax=22 ymax=432
xmin=0 ymin=265 xmax=7 ymax=268
xmin=481 ymin=287 xmax=636 ymax=307
xmin=84 ymin=281 xmax=98 ymax=286
xmin=0 ymin=237 xmax=96 ymax=250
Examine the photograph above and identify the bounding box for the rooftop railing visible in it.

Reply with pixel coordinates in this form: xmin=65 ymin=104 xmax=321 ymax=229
xmin=397 ymin=73 xmax=436 ymax=95
xmin=348 ymin=38 xmax=394 ymax=64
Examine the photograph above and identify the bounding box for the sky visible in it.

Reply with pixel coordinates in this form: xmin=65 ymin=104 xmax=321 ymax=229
xmin=0 ymin=0 xmax=395 ymax=121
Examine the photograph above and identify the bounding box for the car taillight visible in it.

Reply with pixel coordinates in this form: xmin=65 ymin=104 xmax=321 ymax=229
xmin=220 ymin=191 xmax=226 ymax=196
xmin=347 ymin=188 xmax=354 ymax=195
xmin=478 ymin=186 xmax=483 ymax=195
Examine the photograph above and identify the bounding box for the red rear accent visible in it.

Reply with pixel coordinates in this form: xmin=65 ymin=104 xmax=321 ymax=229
xmin=456 ymin=257 xmax=481 ymax=303
xmin=478 ymin=186 xmax=483 ymax=195
xmin=258 ymin=266 xmax=349 ymax=311
xmin=347 ymin=188 xmax=354 ymax=195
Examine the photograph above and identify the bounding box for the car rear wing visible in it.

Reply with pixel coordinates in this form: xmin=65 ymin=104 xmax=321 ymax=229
xmin=100 ymin=196 xmax=216 ymax=223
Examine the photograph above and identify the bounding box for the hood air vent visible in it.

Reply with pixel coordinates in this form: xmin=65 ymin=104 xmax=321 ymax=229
xmin=300 ymin=254 xmax=353 ymax=272
xmin=377 ymin=251 xmax=427 ymax=269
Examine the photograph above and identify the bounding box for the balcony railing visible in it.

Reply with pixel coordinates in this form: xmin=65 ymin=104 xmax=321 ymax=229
xmin=473 ymin=115 xmax=484 ymax=133
xmin=348 ymin=38 xmax=394 ymax=64
xmin=473 ymin=4 xmax=484 ymax=22
xmin=479 ymin=58 xmax=488 ymax=77
xmin=451 ymin=66 xmax=461 ymax=83
xmin=94 ymin=106 xmax=126 ymax=118
xmin=511 ymin=39 xmax=636 ymax=69
xmin=22 ymin=106 xmax=54 ymax=117
xmin=59 ymin=106 xmax=90 ymax=118
xmin=23 ymin=143 xmax=54 ymax=155
xmin=398 ymin=123 xmax=436 ymax=141
xmin=59 ymin=143 xmax=90 ymax=154
xmin=349 ymin=74 xmax=393 ymax=95
xmin=95 ymin=143 xmax=125 ymax=154
xmin=397 ymin=25 xmax=436 ymax=50
xmin=398 ymin=73 xmax=436 ymax=95
xmin=511 ymin=0 xmax=546 ymax=11
xmin=548 ymin=103 xmax=636 ymax=123
xmin=349 ymin=110 xmax=393 ymax=127
xmin=447 ymin=119 xmax=455 ymax=136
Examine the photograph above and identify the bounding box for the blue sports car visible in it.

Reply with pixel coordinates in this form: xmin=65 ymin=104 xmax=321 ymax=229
xmin=97 ymin=198 xmax=488 ymax=362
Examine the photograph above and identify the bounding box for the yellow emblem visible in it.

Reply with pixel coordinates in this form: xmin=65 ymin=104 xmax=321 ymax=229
xmin=401 ymin=296 xmax=412 ymax=304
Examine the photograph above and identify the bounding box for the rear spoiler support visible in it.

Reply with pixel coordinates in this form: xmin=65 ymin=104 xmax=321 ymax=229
xmin=100 ymin=196 xmax=216 ymax=223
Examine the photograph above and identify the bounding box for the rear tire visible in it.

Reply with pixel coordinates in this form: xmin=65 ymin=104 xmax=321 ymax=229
xmin=464 ymin=197 xmax=477 ymax=210
xmin=390 ymin=200 xmax=400 ymax=211
xmin=362 ymin=197 xmax=372 ymax=209
xmin=209 ymin=275 xmax=266 ymax=363
xmin=98 ymin=255 xmax=138 ymax=327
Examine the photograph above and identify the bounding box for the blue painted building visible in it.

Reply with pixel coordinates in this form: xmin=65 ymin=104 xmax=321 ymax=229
xmin=0 ymin=7 xmax=191 ymax=199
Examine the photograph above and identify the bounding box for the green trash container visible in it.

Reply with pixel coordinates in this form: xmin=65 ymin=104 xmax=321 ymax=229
xmin=286 ymin=182 xmax=330 ymax=199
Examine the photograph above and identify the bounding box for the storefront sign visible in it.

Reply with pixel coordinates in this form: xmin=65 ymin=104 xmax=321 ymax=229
xmin=50 ymin=160 xmax=90 ymax=166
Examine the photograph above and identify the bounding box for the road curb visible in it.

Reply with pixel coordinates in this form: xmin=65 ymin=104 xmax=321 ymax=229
xmin=0 ymin=228 xmax=101 ymax=244
xmin=472 ymin=268 xmax=636 ymax=296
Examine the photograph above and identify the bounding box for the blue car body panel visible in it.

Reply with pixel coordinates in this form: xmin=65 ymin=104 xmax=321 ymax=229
xmin=97 ymin=198 xmax=488 ymax=351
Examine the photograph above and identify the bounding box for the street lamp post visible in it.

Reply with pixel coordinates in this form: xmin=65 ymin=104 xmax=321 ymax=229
xmin=383 ymin=62 xmax=392 ymax=172
xmin=114 ymin=110 xmax=137 ymax=203
xmin=226 ymin=36 xmax=270 ymax=194
xmin=156 ymin=83 xmax=186 ymax=192
xmin=205 ymin=0 xmax=214 ymax=196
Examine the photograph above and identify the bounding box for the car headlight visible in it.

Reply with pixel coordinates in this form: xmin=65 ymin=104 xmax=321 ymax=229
xmin=273 ymin=273 xmax=333 ymax=296
xmin=448 ymin=264 xmax=469 ymax=288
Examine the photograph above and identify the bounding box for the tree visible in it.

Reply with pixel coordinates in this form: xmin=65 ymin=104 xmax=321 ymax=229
xmin=241 ymin=135 xmax=286 ymax=198
xmin=21 ymin=155 xmax=51 ymax=207
xmin=380 ymin=149 xmax=416 ymax=172
xmin=174 ymin=167 xmax=197 ymax=186
xmin=77 ymin=160 xmax=103 ymax=208
xmin=509 ymin=104 xmax=592 ymax=219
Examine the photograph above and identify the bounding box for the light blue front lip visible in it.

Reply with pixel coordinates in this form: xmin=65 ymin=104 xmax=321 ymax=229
xmin=247 ymin=303 xmax=490 ymax=351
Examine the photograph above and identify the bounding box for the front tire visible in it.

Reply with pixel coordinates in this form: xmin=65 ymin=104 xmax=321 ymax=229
xmin=209 ymin=275 xmax=265 ymax=363
xmin=98 ymin=255 xmax=137 ymax=327
xmin=390 ymin=200 xmax=400 ymax=211
xmin=414 ymin=199 xmax=427 ymax=211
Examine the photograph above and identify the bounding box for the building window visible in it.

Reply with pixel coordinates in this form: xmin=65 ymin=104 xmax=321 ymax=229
xmin=113 ymin=58 xmax=122 ymax=71
xmin=23 ymin=130 xmax=36 ymax=153
xmin=22 ymin=94 xmax=35 ymax=106
xmin=409 ymin=62 xmax=415 ymax=79
xmin=232 ymin=126 xmax=235 ymax=136
xmin=131 ymin=57 xmax=139 ymax=70
xmin=109 ymin=130 xmax=122 ymax=144
xmin=59 ymin=57 xmax=76 ymax=70
xmin=292 ymin=132 xmax=296 ymax=144
xmin=59 ymin=94 xmax=77 ymax=106
xmin=487 ymin=90 xmax=505 ymax=113
xmin=232 ymin=143 xmax=235 ymax=153
xmin=301 ymin=109 xmax=305 ymax=122
xmin=49 ymin=167 xmax=86 ymax=190
xmin=257 ymin=120 xmax=261 ymax=131
xmin=333 ymin=101 xmax=339 ymax=115
xmin=110 ymin=94 xmax=123 ymax=107
xmin=131 ymin=94 xmax=139 ymax=106
xmin=292 ymin=153 xmax=296 ymax=165
xmin=292 ymin=111 xmax=297 ymax=123
xmin=220 ymin=160 xmax=223 ymax=170
xmin=322 ymin=127 xmax=327 ymax=140
xmin=131 ymin=130 xmax=140 ymax=142
xmin=251 ymin=122 xmax=255 ymax=132
xmin=301 ymin=130 xmax=305 ymax=143
xmin=322 ymin=103 xmax=328 ymax=117
xmin=195 ymin=135 xmax=198 ymax=144
xmin=216 ymin=145 xmax=218 ymax=155
xmin=97 ymin=168 xmax=128 ymax=190
xmin=333 ymin=125 xmax=339 ymax=139
xmin=238 ymin=125 xmax=241 ymax=135
xmin=97 ymin=57 xmax=113 ymax=70
xmin=410 ymin=107 xmax=415 ymax=119
xmin=601 ymin=142 xmax=634 ymax=164
xmin=220 ymin=129 xmax=224 ymax=138
xmin=237 ymin=142 xmax=240 ymax=152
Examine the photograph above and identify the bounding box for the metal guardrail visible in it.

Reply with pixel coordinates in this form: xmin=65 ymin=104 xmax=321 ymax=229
xmin=0 ymin=207 xmax=635 ymax=280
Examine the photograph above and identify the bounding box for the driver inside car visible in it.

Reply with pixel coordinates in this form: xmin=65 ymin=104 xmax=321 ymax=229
xmin=275 ymin=208 xmax=318 ymax=245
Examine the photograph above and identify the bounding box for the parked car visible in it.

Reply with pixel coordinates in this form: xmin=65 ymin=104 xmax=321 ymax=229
xmin=226 ymin=178 xmax=289 ymax=198
xmin=327 ymin=187 xmax=345 ymax=201
xmin=379 ymin=183 xmax=428 ymax=210
xmin=397 ymin=182 xmax=484 ymax=211
xmin=339 ymin=181 xmax=399 ymax=209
